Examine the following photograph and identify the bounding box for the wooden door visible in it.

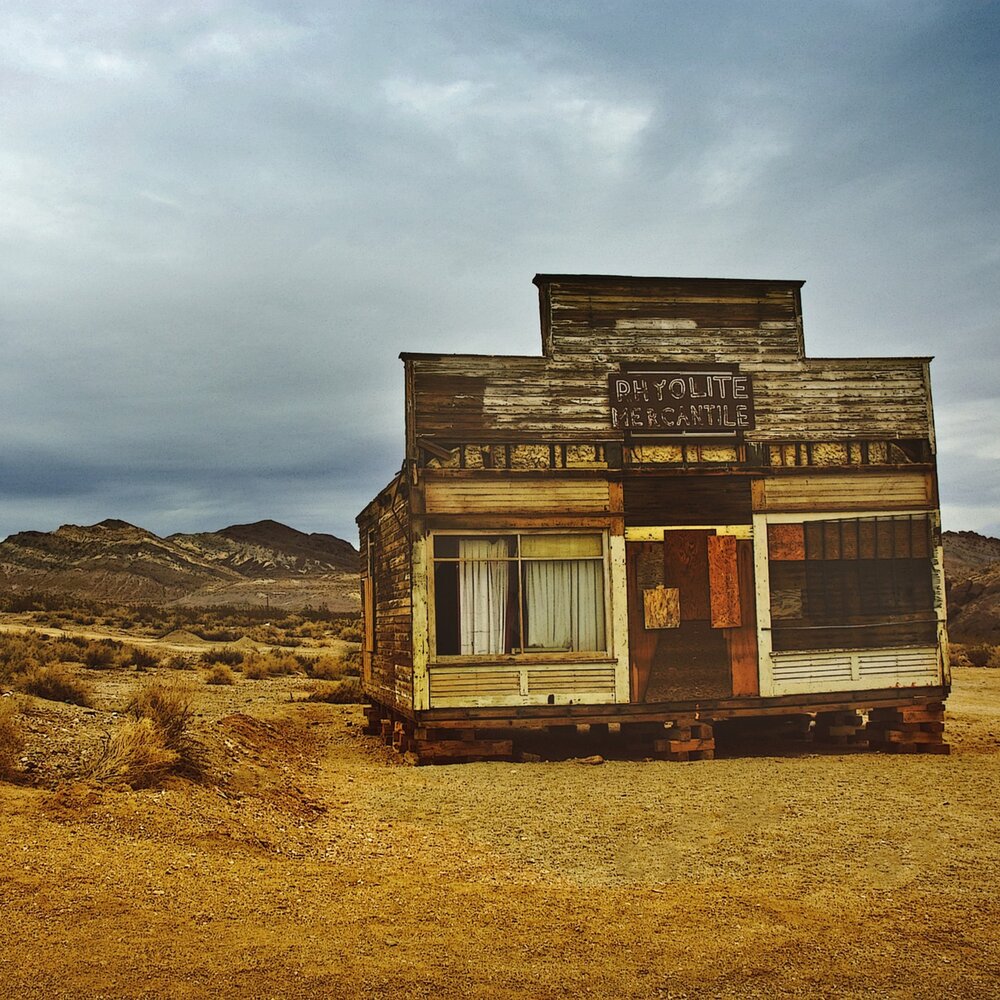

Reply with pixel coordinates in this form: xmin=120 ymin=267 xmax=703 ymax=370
xmin=626 ymin=532 xmax=759 ymax=703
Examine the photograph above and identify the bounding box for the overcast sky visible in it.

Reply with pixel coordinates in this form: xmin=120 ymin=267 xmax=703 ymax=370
xmin=2 ymin=0 xmax=998 ymax=544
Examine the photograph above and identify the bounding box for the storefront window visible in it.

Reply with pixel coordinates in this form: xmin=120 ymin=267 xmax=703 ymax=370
xmin=432 ymin=533 xmax=607 ymax=657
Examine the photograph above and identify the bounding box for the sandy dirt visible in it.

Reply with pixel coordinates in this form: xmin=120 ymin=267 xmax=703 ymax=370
xmin=1 ymin=662 xmax=999 ymax=999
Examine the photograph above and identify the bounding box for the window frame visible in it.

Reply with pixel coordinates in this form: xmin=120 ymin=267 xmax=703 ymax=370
xmin=427 ymin=529 xmax=614 ymax=664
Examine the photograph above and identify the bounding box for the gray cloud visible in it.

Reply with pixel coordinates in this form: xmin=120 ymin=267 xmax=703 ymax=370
xmin=1 ymin=1 xmax=998 ymax=543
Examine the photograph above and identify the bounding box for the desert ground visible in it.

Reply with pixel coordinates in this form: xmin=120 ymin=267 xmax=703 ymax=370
xmin=1 ymin=618 xmax=998 ymax=999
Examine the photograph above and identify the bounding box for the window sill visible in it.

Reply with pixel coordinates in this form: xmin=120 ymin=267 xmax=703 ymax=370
xmin=430 ymin=653 xmax=617 ymax=667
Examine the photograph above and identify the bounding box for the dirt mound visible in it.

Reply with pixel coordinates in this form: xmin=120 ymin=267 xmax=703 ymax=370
xmin=159 ymin=629 xmax=209 ymax=645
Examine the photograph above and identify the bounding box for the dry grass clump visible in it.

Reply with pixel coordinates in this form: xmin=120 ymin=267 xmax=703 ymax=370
xmin=204 ymin=664 xmax=236 ymax=685
xmin=87 ymin=718 xmax=179 ymax=789
xmin=20 ymin=664 xmax=93 ymax=706
xmin=242 ymin=652 xmax=303 ymax=680
xmin=127 ymin=683 xmax=194 ymax=749
xmin=964 ymin=644 xmax=999 ymax=668
xmin=0 ymin=698 xmax=25 ymax=780
xmin=307 ymin=678 xmax=363 ymax=704
xmin=88 ymin=682 xmax=198 ymax=788
xmin=199 ymin=647 xmax=244 ymax=667
xmin=306 ymin=655 xmax=348 ymax=680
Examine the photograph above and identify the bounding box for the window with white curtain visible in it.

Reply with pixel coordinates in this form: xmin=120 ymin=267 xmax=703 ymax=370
xmin=432 ymin=533 xmax=607 ymax=657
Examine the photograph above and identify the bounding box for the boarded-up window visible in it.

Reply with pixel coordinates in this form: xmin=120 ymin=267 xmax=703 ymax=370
xmin=767 ymin=515 xmax=936 ymax=652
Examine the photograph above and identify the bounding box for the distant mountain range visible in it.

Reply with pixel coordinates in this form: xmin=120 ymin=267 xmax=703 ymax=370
xmin=0 ymin=519 xmax=360 ymax=611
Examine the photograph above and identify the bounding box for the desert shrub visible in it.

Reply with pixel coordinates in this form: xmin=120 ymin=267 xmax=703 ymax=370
xmin=196 ymin=628 xmax=240 ymax=643
xmin=0 ymin=698 xmax=25 ymax=779
xmin=50 ymin=638 xmax=88 ymax=662
xmin=0 ymin=636 xmax=46 ymax=681
xmin=242 ymin=652 xmax=302 ymax=679
xmin=307 ymin=678 xmax=363 ymax=704
xmin=87 ymin=718 xmax=180 ymax=789
xmin=306 ymin=655 xmax=347 ymax=680
xmin=165 ymin=654 xmax=193 ymax=670
xmin=966 ymin=644 xmax=993 ymax=667
xmin=81 ymin=640 xmax=120 ymax=669
xmin=338 ymin=624 xmax=363 ymax=643
xmin=119 ymin=645 xmax=161 ymax=670
xmin=204 ymin=664 xmax=236 ymax=686
xmin=19 ymin=664 xmax=93 ymax=706
xmin=247 ymin=624 xmax=285 ymax=645
xmin=199 ymin=647 xmax=244 ymax=666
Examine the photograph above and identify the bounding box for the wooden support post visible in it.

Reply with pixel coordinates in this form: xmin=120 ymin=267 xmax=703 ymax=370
xmin=814 ymin=710 xmax=867 ymax=747
xmin=653 ymin=720 xmax=716 ymax=762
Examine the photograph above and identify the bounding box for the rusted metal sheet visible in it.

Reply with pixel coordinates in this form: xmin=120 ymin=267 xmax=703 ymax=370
xmin=767 ymin=523 xmax=806 ymax=560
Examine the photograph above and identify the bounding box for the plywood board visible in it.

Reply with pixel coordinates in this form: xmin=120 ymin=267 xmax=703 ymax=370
xmin=664 ymin=530 xmax=712 ymax=621
xmin=727 ymin=538 xmax=759 ymax=696
xmin=708 ymin=534 xmax=741 ymax=628
xmin=643 ymin=586 xmax=680 ymax=629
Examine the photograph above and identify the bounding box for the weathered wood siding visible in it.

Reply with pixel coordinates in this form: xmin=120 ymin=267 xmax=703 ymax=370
xmin=403 ymin=277 xmax=933 ymax=448
xmin=405 ymin=358 xmax=933 ymax=446
xmin=424 ymin=477 xmax=611 ymax=515
xmin=752 ymin=471 xmax=934 ymax=512
xmin=358 ymin=477 xmax=413 ymax=711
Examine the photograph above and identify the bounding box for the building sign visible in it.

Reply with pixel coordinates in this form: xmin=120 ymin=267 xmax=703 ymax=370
xmin=609 ymin=365 xmax=755 ymax=438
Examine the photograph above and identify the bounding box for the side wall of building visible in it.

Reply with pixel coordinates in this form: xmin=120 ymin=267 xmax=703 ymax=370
xmin=358 ymin=475 xmax=414 ymax=713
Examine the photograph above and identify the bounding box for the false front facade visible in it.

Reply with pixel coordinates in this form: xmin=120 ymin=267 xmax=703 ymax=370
xmin=357 ymin=275 xmax=949 ymax=762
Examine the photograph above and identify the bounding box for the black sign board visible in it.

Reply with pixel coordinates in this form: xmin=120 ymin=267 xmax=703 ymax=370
xmin=609 ymin=365 xmax=755 ymax=438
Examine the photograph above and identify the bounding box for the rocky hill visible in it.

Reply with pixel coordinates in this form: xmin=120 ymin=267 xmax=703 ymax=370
xmin=0 ymin=519 xmax=359 ymax=611
xmin=944 ymin=530 xmax=1000 ymax=643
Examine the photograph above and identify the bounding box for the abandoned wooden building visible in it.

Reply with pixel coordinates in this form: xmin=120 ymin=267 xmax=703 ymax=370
xmin=357 ymin=274 xmax=950 ymax=763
